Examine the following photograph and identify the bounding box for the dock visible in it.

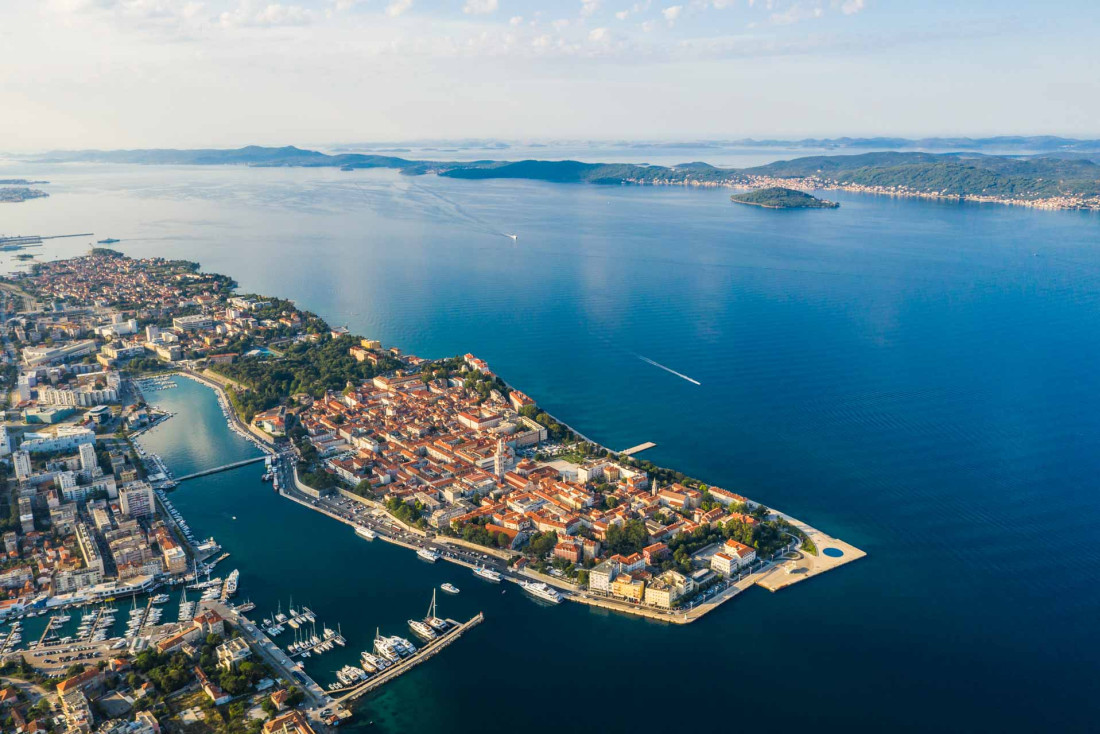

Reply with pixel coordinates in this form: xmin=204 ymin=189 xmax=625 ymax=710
xmin=334 ymin=612 xmax=484 ymax=704
xmin=619 ymin=441 xmax=656 ymax=456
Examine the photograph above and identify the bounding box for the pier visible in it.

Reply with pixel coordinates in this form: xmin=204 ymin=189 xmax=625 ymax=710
xmin=334 ymin=612 xmax=484 ymax=704
xmin=619 ymin=441 xmax=657 ymax=456
xmin=176 ymin=456 xmax=266 ymax=482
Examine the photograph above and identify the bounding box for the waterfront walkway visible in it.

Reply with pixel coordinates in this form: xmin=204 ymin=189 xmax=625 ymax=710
xmin=176 ymin=456 xmax=266 ymax=482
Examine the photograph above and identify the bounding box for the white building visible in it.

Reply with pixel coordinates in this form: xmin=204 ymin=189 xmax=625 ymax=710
xmin=172 ymin=314 xmax=213 ymax=332
xmin=20 ymin=427 xmax=96 ymax=453
xmin=13 ymin=450 xmax=32 ymax=480
xmin=119 ymin=480 xmax=155 ymax=518
xmin=22 ymin=340 xmax=97 ymax=367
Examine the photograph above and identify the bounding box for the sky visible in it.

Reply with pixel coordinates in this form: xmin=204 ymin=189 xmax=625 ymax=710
xmin=1 ymin=0 xmax=1099 ymax=151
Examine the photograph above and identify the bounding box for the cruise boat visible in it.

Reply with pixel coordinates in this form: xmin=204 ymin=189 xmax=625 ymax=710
xmin=473 ymin=566 xmax=502 ymax=583
xmin=520 ymin=580 xmax=563 ymax=604
xmin=408 ymin=619 xmax=437 ymax=640
xmin=441 ymin=583 xmax=459 ymax=594
xmin=355 ymin=525 xmax=377 ymax=541
xmin=416 ymin=548 xmax=440 ymax=563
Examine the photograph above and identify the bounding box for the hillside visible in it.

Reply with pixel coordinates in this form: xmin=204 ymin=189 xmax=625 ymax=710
xmin=730 ymin=187 xmax=839 ymax=209
xmin=26 ymin=146 xmax=1100 ymax=206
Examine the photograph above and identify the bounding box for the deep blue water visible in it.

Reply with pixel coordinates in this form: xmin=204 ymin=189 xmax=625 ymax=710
xmin=3 ymin=164 xmax=1100 ymax=731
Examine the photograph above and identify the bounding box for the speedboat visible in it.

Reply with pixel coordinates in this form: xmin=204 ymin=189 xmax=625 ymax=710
xmin=441 ymin=583 xmax=459 ymax=594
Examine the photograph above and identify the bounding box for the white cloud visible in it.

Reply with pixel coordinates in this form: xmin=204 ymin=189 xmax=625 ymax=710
xmin=581 ymin=0 xmax=600 ymax=17
xmin=552 ymin=18 xmax=570 ymax=30
xmin=509 ymin=15 xmax=523 ymax=25
xmin=615 ymin=10 xmax=628 ymax=19
xmin=769 ymin=2 xmax=823 ymax=24
xmin=588 ymin=26 xmax=609 ymax=41
xmin=219 ymin=1 xmax=313 ymax=28
xmin=385 ymin=0 xmax=411 ymax=17
xmin=662 ymin=5 xmax=682 ymax=23
xmin=463 ymin=0 xmax=498 ymax=15
xmin=840 ymin=0 xmax=864 ymax=15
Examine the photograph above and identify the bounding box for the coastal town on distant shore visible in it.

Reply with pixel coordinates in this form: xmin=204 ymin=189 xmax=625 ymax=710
xmin=0 ymin=249 xmax=863 ymax=733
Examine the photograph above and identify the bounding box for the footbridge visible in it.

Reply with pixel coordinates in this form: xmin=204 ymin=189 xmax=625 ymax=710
xmin=176 ymin=456 xmax=266 ymax=482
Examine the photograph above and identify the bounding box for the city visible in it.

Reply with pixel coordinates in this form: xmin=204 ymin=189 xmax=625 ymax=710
xmin=0 ymin=248 xmax=862 ymax=732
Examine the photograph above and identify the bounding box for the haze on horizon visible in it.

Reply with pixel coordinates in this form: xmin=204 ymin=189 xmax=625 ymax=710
xmin=2 ymin=0 xmax=1098 ymax=152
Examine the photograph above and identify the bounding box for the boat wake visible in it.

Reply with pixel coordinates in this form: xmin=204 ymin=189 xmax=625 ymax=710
xmin=635 ymin=355 xmax=701 ymax=386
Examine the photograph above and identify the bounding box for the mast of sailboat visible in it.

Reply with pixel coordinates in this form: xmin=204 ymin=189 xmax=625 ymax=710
xmin=427 ymin=589 xmax=437 ymax=619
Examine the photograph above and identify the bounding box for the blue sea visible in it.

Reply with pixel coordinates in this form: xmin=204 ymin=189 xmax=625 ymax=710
xmin=3 ymin=161 xmax=1100 ymax=732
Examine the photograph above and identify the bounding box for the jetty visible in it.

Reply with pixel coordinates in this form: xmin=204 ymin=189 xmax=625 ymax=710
xmin=334 ymin=612 xmax=484 ymax=703
xmin=619 ymin=441 xmax=656 ymax=456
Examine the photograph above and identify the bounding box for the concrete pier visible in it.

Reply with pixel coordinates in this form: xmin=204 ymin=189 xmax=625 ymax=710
xmin=335 ymin=613 xmax=484 ymax=704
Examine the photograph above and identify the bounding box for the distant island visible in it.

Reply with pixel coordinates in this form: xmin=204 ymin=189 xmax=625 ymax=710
xmin=0 ymin=186 xmax=49 ymax=204
xmin=21 ymin=145 xmax=1100 ymax=211
xmin=730 ymin=187 xmax=839 ymax=209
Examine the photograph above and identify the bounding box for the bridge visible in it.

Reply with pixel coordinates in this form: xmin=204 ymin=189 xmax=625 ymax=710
xmin=176 ymin=456 xmax=267 ymax=482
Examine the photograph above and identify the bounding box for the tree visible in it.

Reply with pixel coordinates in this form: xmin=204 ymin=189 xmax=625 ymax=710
xmin=525 ymin=531 xmax=558 ymax=558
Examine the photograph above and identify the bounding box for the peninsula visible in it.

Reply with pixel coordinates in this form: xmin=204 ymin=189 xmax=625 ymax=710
xmin=730 ymin=187 xmax=839 ymax=209
xmin=0 ymin=248 xmax=863 ymax=731
xmin=24 ymin=145 xmax=1100 ymax=211
xmin=1 ymin=250 xmax=863 ymax=624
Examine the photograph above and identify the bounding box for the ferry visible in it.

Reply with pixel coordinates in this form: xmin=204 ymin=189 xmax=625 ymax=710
xmin=473 ymin=566 xmax=502 ymax=583
xmin=355 ymin=525 xmax=377 ymax=541
xmin=520 ymin=580 xmax=563 ymax=604
xmin=408 ymin=619 xmax=437 ymax=640
xmin=416 ymin=548 xmax=440 ymax=563
xmin=441 ymin=583 xmax=459 ymax=594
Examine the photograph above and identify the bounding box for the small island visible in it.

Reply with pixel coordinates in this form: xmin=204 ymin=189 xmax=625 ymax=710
xmin=730 ymin=186 xmax=839 ymax=209
xmin=0 ymin=186 xmax=49 ymax=204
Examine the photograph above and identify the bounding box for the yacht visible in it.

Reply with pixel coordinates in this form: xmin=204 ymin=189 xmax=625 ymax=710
xmin=355 ymin=525 xmax=377 ymax=541
xmin=373 ymin=634 xmax=400 ymax=662
xmin=440 ymin=583 xmax=459 ymax=594
xmin=520 ymin=580 xmax=563 ymax=604
xmin=391 ymin=636 xmax=417 ymax=656
xmin=416 ymin=548 xmax=440 ymax=563
xmin=408 ymin=619 xmax=437 ymax=640
xmin=473 ymin=566 xmax=502 ymax=583
xmin=360 ymin=651 xmax=389 ymax=672
xmin=150 ymin=594 xmax=170 ymax=605
xmin=223 ymin=569 xmax=239 ymax=597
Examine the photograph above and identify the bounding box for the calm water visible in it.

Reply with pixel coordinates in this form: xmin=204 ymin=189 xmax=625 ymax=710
xmin=3 ymin=162 xmax=1100 ymax=731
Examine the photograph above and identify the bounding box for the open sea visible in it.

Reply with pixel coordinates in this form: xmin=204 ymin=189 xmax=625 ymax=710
xmin=2 ymin=160 xmax=1100 ymax=732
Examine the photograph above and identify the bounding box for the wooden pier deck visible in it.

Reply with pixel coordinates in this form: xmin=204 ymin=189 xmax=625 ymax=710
xmin=619 ymin=441 xmax=656 ymax=456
